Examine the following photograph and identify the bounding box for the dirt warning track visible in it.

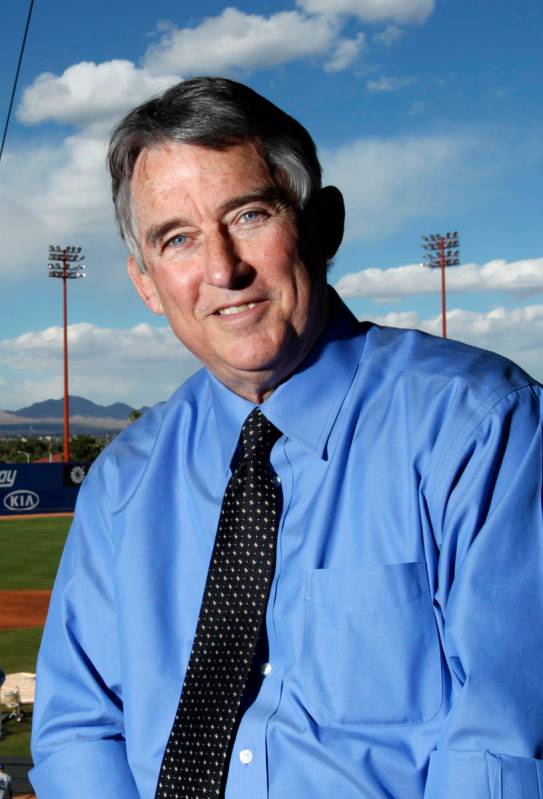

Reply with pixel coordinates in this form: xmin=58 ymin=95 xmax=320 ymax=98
xmin=0 ymin=590 xmax=51 ymax=629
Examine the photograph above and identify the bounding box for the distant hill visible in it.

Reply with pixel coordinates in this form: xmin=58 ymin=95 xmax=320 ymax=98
xmin=7 ymin=396 xmax=144 ymax=421
xmin=0 ymin=395 xmax=151 ymax=436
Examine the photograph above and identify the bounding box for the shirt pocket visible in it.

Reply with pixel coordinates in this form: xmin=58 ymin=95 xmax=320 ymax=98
xmin=302 ymin=561 xmax=442 ymax=727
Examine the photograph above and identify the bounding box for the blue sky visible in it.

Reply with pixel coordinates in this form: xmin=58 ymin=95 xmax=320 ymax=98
xmin=1 ymin=0 xmax=542 ymax=409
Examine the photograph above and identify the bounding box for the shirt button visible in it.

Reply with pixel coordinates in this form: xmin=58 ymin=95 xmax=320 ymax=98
xmin=239 ymin=749 xmax=253 ymax=765
xmin=260 ymin=662 xmax=273 ymax=676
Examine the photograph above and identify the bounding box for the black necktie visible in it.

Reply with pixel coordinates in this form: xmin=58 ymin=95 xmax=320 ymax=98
xmin=155 ymin=407 xmax=282 ymax=799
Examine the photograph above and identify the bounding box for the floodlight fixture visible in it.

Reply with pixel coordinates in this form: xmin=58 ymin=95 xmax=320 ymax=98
xmin=421 ymin=231 xmax=461 ymax=338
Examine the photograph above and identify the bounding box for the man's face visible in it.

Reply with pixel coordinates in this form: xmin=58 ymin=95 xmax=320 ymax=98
xmin=128 ymin=140 xmax=328 ymax=402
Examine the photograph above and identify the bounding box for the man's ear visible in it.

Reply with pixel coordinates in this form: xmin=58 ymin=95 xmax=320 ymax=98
xmin=315 ymin=186 xmax=345 ymax=260
xmin=127 ymin=256 xmax=165 ymax=316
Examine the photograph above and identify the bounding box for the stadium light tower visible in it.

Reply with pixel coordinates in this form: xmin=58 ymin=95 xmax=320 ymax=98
xmin=48 ymin=245 xmax=86 ymax=462
xmin=421 ymin=232 xmax=460 ymax=338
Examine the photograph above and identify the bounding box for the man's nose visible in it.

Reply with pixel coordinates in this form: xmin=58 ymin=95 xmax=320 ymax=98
xmin=203 ymin=227 xmax=250 ymax=288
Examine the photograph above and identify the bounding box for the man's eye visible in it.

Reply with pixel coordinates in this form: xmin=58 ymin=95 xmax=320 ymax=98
xmin=239 ymin=209 xmax=267 ymax=224
xmin=166 ymin=234 xmax=188 ymax=248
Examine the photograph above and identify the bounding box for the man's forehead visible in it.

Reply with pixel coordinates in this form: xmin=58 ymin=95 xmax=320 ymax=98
xmin=131 ymin=139 xmax=270 ymax=187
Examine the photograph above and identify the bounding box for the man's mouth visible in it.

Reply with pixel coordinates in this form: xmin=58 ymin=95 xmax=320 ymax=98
xmin=217 ymin=302 xmax=257 ymax=316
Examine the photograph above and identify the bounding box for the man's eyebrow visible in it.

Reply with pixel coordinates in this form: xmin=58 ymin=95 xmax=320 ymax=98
xmin=145 ymin=218 xmax=189 ymax=249
xmin=218 ymin=186 xmax=290 ymax=218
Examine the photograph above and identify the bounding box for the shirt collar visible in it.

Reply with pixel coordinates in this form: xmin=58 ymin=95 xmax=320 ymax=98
xmin=209 ymin=288 xmax=365 ymax=472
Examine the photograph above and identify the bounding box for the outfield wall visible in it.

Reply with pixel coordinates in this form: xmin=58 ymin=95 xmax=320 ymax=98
xmin=0 ymin=463 xmax=89 ymax=515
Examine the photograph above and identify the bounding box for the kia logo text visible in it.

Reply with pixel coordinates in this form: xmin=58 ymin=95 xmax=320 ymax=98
xmin=3 ymin=490 xmax=40 ymax=512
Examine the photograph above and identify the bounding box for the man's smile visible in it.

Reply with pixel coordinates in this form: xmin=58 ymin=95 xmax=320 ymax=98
xmin=216 ymin=301 xmax=258 ymax=316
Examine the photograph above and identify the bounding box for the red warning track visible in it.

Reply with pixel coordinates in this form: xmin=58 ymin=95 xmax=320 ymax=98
xmin=0 ymin=590 xmax=51 ymax=629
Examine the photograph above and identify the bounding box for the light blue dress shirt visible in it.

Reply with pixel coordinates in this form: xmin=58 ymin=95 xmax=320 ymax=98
xmin=31 ymin=290 xmax=543 ymax=798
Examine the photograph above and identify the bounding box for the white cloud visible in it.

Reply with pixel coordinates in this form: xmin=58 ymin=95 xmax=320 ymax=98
xmin=325 ymin=33 xmax=366 ymax=72
xmin=17 ymin=60 xmax=178 ymax=128
xmin=0 ymin=132 xmax=118 ymax=278
xmin=366 ymin=74 xmax=417 ymax=92
xmin=373 ymin=25 xmax=403 ymax=46
xmin=34 ymin=134 xmax=111 ymax=234
xmin=296 ymin=0 xmax=435 ymax=23
xmin=144 ymin=8 xmax=340 ymax=76
xmin=322 ymin=133 xmax=473 ymax=241
xmin=335 ymin=257 xmax=543 ymax=300
xmin=0 ymin=323 xmax=200 ymax=409
xmin=365 ymin=304 xmax=543 ymax=383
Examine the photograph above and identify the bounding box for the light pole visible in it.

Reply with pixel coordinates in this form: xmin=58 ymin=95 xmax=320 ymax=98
xmin=48 ymin=245 xmax=86 ymax=461
xmin=422 ymin=232 xmax=460 ymax=338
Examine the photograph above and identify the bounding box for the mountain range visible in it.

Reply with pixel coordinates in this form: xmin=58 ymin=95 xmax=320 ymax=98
xmin=0 ymin=395 xmax=150 ymax=435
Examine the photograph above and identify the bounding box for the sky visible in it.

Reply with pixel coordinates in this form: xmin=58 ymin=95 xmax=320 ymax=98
xmin=0 ymin=0 xmax=542 ymax=410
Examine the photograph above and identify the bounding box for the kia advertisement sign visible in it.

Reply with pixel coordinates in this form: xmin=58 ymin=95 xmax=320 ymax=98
xmin=0 ymin=463 xmax=88 ymax=515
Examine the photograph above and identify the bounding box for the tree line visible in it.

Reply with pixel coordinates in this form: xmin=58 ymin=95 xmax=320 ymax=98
xmin=0 ymin=434 xmax=110 ymax=463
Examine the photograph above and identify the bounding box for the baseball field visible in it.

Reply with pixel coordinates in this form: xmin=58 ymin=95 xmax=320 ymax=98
xmin=0 ymin=515 xmax=71 ymax=762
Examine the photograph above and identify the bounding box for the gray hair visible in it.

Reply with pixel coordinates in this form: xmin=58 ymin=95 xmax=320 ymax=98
xmin=107 ymin=77 xmax=323 ymax=272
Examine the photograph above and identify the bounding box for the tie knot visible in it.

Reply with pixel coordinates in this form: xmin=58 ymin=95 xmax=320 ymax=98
xmin=239 ymin=408 xmax=281 ymax=463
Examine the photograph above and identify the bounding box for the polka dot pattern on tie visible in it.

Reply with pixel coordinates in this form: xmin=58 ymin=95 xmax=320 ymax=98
xmin=155 ymin=408 xmax=282 ymax=799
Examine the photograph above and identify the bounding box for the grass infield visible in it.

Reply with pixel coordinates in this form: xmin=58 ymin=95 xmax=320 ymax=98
xmin=0 ymin=516 xmax=71 ymax=591
xmin=0 ymin=627 xmax=44 ymax=674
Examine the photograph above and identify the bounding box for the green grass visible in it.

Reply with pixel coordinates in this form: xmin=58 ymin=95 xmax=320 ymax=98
xmin=0 ymin=707 xmax=32 ymax=758
xmin=0 ymin=627 xmax=43 ymax=674
xmin=0 ymin=516 xmax=71 ymax=590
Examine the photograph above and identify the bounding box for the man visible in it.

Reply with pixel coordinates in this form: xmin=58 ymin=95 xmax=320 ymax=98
xmin=31 ymin=78 xmax=543 ymax=798
xmin=0 ymin=765 xmax=12 ymax=799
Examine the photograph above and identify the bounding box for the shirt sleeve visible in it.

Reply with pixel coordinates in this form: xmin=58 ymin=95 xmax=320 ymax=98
xmin=424 ymin=384 xmax=543 ymax=798
xmin=29 ymin=464 xmax=140 ymax=799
